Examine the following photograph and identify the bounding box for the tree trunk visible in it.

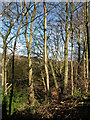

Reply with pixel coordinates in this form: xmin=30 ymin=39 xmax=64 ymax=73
xmin=78 ymin=25 xmax=81 ymax=74
xmin=9 ymin=12 xmax=24 ymax=114
xmin=25 ymin=1 xmax=37 ymax=105
xmin=43 ymin=2 xmax=50 ymax=97
xmin=86 ymin=2 xmax=90 ymax=72
xmin=49 ymin=61 xmax=62 ymax=101
xmin=41 ymin=70 xmax=47 ymax=101
xmin=85 ymin=2 xmax=89 ymax=92
xmin=74 ymin=61 xmax=78 ymax=90
xmin=64 ymin=2 xmax=69 ymax=92
xmin=28 ymin=52 xmax=34 ymax=106
xmin=70 ymin=2 xmax=74 ymax=95
xmin=83 ymin=42 xmax=86 ymax=90
xmin=2 ymin=43 xmax=7 ymax=94
xmin=9 ymin=53 xmax=14 ymax=115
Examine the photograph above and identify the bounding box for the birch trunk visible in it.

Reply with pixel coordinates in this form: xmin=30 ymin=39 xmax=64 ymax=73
xmin=2 ymin=43 xmax=7 ymax=94
xmin=64 ymin=2 xmax=69 ymax=92
xmin=43 ymin=2 xmax=50 ymax=97
xmin=85 ymin=2 xmax=89 ymax=92
xmin=25 ymin=1 xmax=37 ymax=105
xmin=70 ymin=2 xmax=74 ymax=95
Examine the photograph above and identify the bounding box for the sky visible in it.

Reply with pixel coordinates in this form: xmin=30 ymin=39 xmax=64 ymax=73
xmin=0 ymin=0 xmax=89 ymax=2
xmin=0 ymin=1 xmax=87 ymax=61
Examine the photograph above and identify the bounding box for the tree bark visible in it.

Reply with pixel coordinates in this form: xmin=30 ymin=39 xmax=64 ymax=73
xmin=41 ymin=70 xmax=47 ymax=101
xmin=49 ymin=61 xmax=62 ymax=101
xmin=25 ymin=1 xmax=37 ymax=105
xmin=78 ymin=25 xmax=81 ymax=74
xmin=9 ymin=53 xmax=14 ymax=115
xmin=86 ymin=2 xmax=90 ymax=72
xmin=2 ymin=41 xmax=7 ymax=94
xmin=85 ymin=2 xmax=89 ymax=92
xmin=70 ymin=2 xmax=74 ymax=95
xmin=64 ymin=2 xmax=69 ymax=92
xmin=43 ymin=2 xmax=50 ymax=98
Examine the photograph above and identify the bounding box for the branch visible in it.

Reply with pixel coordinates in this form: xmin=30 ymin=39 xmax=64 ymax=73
xmin=0 ymin=32 xmax=4 ymax=39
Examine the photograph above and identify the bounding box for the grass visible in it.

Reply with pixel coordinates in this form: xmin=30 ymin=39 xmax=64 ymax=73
xmin=5 ymin=86 xmax=28 ymax=115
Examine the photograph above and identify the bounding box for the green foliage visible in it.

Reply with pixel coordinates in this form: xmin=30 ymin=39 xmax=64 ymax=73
xmin=38 ymin=98 xmax=44 ymax=104
xmin=73 ymin=88 xmax=82 ymax=98
xmin=5 ymin=88 xmax=28 ymax=115
xmin=73 ymin=89 xmax=90 ymax=101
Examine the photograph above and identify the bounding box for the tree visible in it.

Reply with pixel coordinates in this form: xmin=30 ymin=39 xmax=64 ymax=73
xmin=86 ymin=2 xmax=90 ymax=72
xmin=64 ymin=2 xmax=69 ymax=92
xmin=0 ymin=3 xmax=17 ymax=93
xmin=9 ymin=11 xmax=25 ymax=115
xmin=24 ymin=1 xmax=37 ymax=105
xmin=84 ymin=2 xmax=89 ymax=92
xmin=43 ymin=2 xmax=50 ymax=98
xmin=70 ymin=2 xmax=74 ymax=95
xmin=77 ymin=11 xmax=81 ymax=75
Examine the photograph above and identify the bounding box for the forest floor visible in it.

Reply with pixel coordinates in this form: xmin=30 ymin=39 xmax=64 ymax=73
xmin=2 ymin=90 xmax=90 ymax=120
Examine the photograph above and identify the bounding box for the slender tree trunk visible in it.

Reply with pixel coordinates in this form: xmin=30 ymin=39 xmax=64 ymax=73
xmin=9 ymin=53 xmax=14 ymax=115
xmin=25 ymin=1 xmax=37 ymax=105
xmin=5 ymin=61 xmax=7 ymax=95
xmin=85 ymin=2 xmax=89 ymax=92
xmin=86 ymin=47 xmax=88 ymax=92
xmin=49 ymin=61 xmax=58 ymax=90
xmin=71 ymin=36 xmax=74 ymax=95
xmin=9 ymin=12 xmax=24 ymax=114
xmin=1 ymin=18 xmax=13 ymax=91
xmin=86 ymin=2 xmax=90 ymax=72
xmin=9 ymin=36 xmax=17 ymax=116
xmin=64 ymin=2 xmax=69 ymax=92
xmin=78 ymin=26 xmax=81 ymax=74
xmin=2 ymin=43 xmax=7 ymax=93
xmin=49 ymin=61 xmax=62 ymax=101
xmin=78 ymin=31 xmax=81 ymax=63
xmin=83 ymin=42 xmax=86 ymax=90
xmin=28 ymin=52 xmax=34 ymax=105
xmin=74 ymin=61 xmax=78 ymax=89
xmin=2 ymin=45 xmax=7 ymax=118
xmin=2 ymin=53 xmax=4 ymax=87
xmin=70 ymin=2 xmax=74 ymax=95
xmin=43 ymin=2 xmax=50 ymax=97
xmin=28 ymin=14 xmax=33 ymax=89
xmin=41 ymin=70 xmax=47 ymax=101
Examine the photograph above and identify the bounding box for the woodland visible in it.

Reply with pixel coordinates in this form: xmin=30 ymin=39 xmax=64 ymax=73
xmin=0 ymin=1 xmax=90 ymax=120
